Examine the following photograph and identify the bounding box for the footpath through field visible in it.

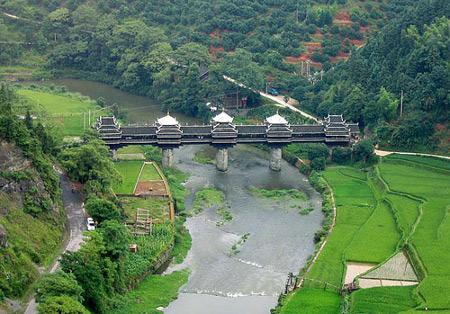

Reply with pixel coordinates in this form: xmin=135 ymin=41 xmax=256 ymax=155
xmin=375 ymin=149 xmax=450 ymax=160
xmin=24 ymin=169 xmax=86 ymax=313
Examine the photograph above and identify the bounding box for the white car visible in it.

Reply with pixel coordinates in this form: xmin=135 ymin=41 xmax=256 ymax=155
xmin=86 ymin=218 xmax=96 ymax=231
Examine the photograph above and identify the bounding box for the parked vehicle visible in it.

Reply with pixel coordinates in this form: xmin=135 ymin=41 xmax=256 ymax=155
xmin=86 ymin=217 xmax=96 ymax=231
xmin=267 ymin=88 xmax=279 ymax=96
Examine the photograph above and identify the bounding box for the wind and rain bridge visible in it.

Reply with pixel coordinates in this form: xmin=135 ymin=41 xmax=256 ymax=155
xmin=96 ymin=111 xmax=359 ymax=172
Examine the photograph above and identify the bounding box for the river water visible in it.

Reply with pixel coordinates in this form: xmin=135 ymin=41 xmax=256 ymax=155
xmin=30 ymin=78 xmax=200 ymax=125
xmin=35 ymin=79 xmax=323 ymax=313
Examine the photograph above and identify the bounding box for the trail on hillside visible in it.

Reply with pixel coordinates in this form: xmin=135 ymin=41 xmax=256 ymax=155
xmin=24 ymin=169 xmax=86 ymax=314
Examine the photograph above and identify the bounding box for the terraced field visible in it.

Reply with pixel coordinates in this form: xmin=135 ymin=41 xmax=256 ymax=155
xmin=281 ymin=154 xmax=450 ymax=312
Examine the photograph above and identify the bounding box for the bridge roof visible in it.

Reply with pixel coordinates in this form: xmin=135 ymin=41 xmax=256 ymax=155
xmin=157 ymin=114 xmax=179 ymax=126
xmin=182 ymin=126 xmax=211 ymax=134
xmin=266 ymin=113 xmax=288 ymax=125
xmin=122 ymin=126 xmax=157 ymax=135
xmin=213 ymin=111 xmax=233 ymax=123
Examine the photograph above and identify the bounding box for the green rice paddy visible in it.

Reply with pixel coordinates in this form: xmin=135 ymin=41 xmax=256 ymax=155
xmin=282 ymin=155 xmax=450 ymax=312
xmin=139 ymin=163 xmax=162 ymax=181
xmin=113 ymin=161 xmax=144 ymax=194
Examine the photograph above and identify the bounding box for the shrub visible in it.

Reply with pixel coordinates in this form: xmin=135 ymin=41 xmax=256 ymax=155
xmin=85 ymin=198 xmax=121 ymax=223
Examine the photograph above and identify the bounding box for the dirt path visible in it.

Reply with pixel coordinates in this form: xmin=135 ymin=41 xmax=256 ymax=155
xmin=222 ymin=75 xmax=319 ymax=122
xmin=375 ymin=149 xmax=450 ymax=160
xmin=24 ymin=169 xmax=86 ymax=314
xmin=298 ymin=178 xmax=336 ymax=287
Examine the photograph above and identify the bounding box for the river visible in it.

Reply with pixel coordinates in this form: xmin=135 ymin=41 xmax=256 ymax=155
xmin=35 ymin=79 xmax=323 ymax=313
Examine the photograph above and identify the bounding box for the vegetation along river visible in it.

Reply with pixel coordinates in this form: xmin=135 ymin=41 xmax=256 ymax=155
xmin=37 ymin=79 xmax=324 ymax=313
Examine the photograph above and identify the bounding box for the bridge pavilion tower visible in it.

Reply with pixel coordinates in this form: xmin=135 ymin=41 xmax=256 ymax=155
xmin=211 ymin=110 xmax=237 ymax=172
xmin=265 ymin=112 xmax=292 ymax=171
xmin=156 ymin=113 xmax=182 ymax=168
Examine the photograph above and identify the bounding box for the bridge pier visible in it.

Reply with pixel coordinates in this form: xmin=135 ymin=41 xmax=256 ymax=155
xmin=216 ymin=148 xmax=229 ymax=172
xmin=111 ymin=149 xmax=117 ymax=161
xmin=162 ymin=148 xmax=174 ymax=168
xmin=269 ymin=147 xmax=282 ymax=171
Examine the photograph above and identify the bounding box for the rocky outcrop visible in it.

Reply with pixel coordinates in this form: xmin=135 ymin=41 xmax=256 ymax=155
xmin=0 ymin=224 xmax=7 ymax=248
xmin=0 ymin=142 xmax=53 ymax=212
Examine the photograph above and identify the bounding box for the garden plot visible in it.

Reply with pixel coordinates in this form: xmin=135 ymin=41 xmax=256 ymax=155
xmin=357 ymin=251 xmax=419 ymax=288
xmin=134 ymin=162 xmax=168 ymax=196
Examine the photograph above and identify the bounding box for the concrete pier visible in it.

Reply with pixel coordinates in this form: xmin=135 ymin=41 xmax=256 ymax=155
xmin=216 ymin=148 xmax=229 ymax=172
xmin=162 ymin=148 xmax=174 ymax=168
xmin=111 ymin=149 xmax=117 ymax=161
xmin=269 ymin=147 xmax=282 ymax=171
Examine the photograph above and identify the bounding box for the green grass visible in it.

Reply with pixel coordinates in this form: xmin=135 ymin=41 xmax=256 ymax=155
xmin=0 ymin=192 xmax=64 ymax=298
xmin=169 ymin=218 xmax=192 ymax=264
xmin=384 ymin=154 xmax=450 ymax=171
xmin=118 ymin=146 xmax=144 ymax=154
xmin=350 ymin=286 xmax=419 ymax=313
xmin=113 ymin=161 xmax=144 ymax=194
xmin=249 ymin=187 xmax=306 ymax=200
xmin=379 ymin=160 xmax=450 ymax=310
xmin=192 ymin=188 xmax=225 ymax=214
xmin=139 ymin=163 xmax=162 ymax=181
xmin=17 ymin=89 xmax=97 ymax=114
xmin=110 ymin=270 xmax=189 ymax=314
xmin=281 ymin=289 xmax=341 ymax=314
xmin=217 ymin=205 xmax=233 ymax=226
xmin=121 ymin=197 xmax=170 ymax=221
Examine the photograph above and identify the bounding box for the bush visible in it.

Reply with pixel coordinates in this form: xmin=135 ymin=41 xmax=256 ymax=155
xmin=85 ymin=198 xmax=121 ymax=223
xmin=310 ymin=157 xmax=326 ymax=170
xmin=332 ymin=147 xmax=352 ymax=164
xmin=35 ymin=270 xmax=84 ymax=304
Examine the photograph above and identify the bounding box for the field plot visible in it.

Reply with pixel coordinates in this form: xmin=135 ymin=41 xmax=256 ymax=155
xmin=287 ymin=157 xmax=450 ymax=312
xmin=281 ymin=289 xmax=341 ymax=314
xmin=17 ymin=89 xmax=100 ymax=136
xmin=121 ymin=197 xmax=170 ymax=222
xmin=113 ymin=161 xmax=144 ymax=194
xmin=349 ymin=286 xmax=419 ymax=313
xmin=379 ymin=157 xmax=450 ymax=310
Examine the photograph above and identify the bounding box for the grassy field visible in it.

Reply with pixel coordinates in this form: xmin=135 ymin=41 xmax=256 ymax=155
xmin=280 ymin=289 xmax=341 ymax=314
xmin=350 ymin=286 xmax=419 ymax=313
xmin=17 ymin=89 xmax=97 ymax=114
xmin=281 ymin=156 xmax=450 ymax=312
xmin=110 ymin=270 xmax=189 ymax=313
xmin=17 ymin=89 xmax=101 ymax=136
xmin=139 ymin=163 xmax=162 ymax=181
xmin=113 ymin=161 xmax=144 ymax=194
xmin=121 ymin=197 xmax=170 ymax=222
xmin=379 ymin=158 xmax=450 ymax=310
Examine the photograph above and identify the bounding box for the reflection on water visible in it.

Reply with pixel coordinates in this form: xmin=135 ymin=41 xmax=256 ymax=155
xmin=30 ymin=78 xmax=201 ymax=125
xmin=164 ymin=145 xmax=323 ymax=314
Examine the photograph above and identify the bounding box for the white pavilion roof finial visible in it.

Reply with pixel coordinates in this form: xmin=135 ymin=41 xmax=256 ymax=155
xmin=213 ymin=110 xmax=234 ymax=124
xmin=157 ymin=112 xmax=179 ymax=126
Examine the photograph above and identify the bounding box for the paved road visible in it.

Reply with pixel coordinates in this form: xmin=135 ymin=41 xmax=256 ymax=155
xmin=222 ymin=75 xmax=319 ymax=122
xmin=375 ymin=149 xmax=450 ymax=160
xmin=24 ymin=170 xmax=86 ymax=314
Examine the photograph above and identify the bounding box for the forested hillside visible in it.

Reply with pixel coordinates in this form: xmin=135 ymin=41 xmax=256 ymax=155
xmin=296 ymin=0 xmax=449 ymax=152
xmin=1 ymin=0 xmax=448 ymax=153
xmin=0 ymin=85 xmax=65 ymax=303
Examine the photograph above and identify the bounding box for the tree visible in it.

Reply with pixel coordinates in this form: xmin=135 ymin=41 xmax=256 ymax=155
xmin=220 ymin=49 xmax=265 ymax=90
xmin=354 ymin=139 xmax=374 ymax=164
xmin=58 ymin=139 xmax=121 ymax=194
xmin=173 ymin=43 xmax=210 ymax=68
xmin=377 ymin=87 xmax=399 ymax=122
xmin=37 ymin=296 xmax=89 ymax=314
xmin=85 ymin=198 xmax=121 ymax=223
xmin=310 ymin=157 xmax=326 ymax=170
xmin=35 ymin=270 xmax=84 ymax=304
xmin=99 ymin=220 xmax=129 ymax=261
xmin=24 ymin=109 xmax=33 ymax=130
xmin=332 ymin=147 xmax=352 ymax=164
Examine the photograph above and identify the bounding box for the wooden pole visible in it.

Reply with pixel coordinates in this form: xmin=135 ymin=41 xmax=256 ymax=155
xmin=400 ymin=90 xmax=404 ymax=117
